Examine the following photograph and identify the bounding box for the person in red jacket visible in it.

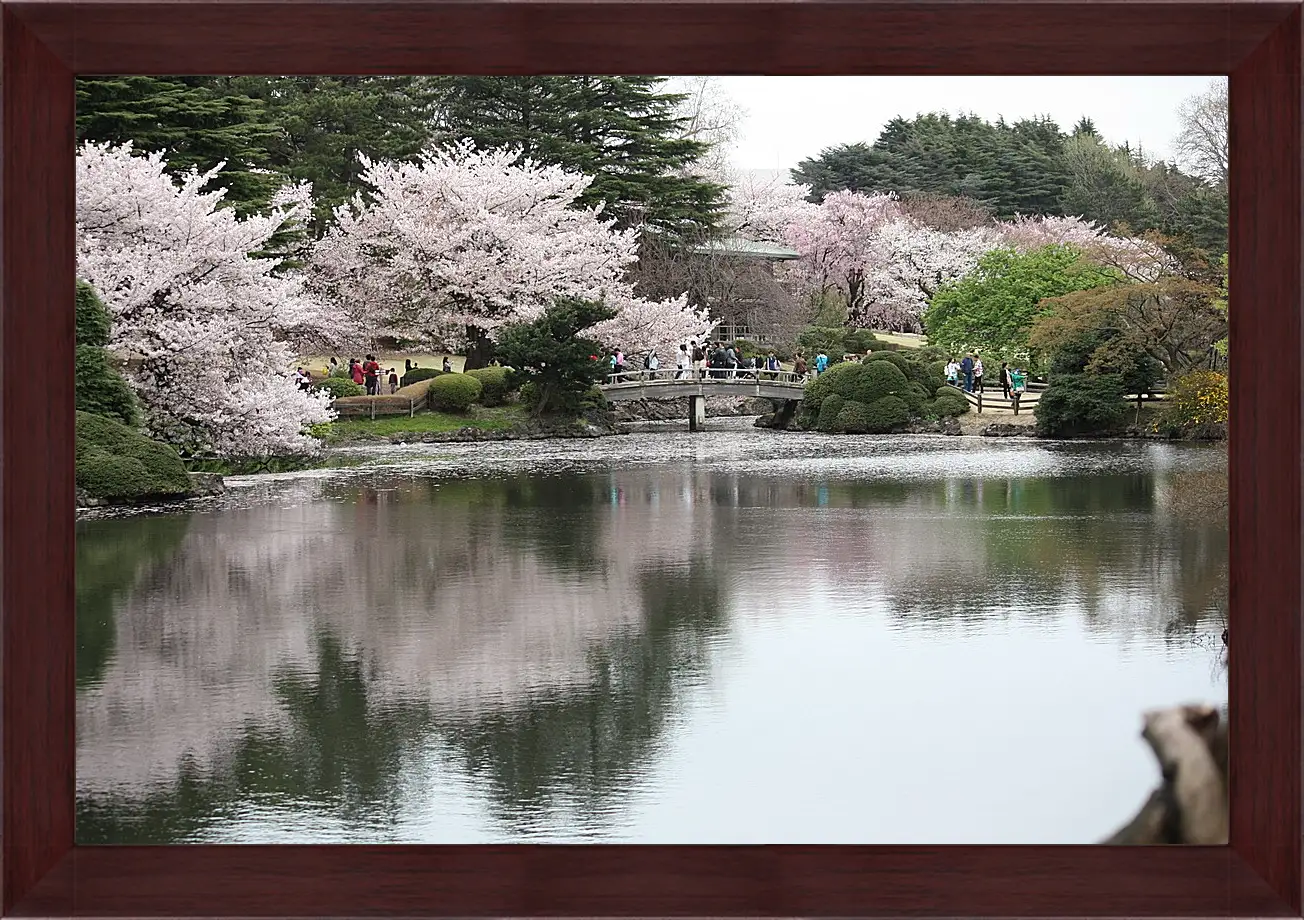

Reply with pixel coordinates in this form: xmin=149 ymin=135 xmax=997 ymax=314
xmin=362 ymin=354 xmax=381 ymax=395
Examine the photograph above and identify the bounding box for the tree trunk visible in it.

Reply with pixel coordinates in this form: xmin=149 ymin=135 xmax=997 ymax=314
xmin=463 ymin=325 xmax=494 ymax=371
xmin=1101 ymin=704 xmax=1228 ymax=845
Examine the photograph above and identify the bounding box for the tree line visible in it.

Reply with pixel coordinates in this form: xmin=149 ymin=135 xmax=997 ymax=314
xmin=792 ymin=109 xmax=1227 ymax=259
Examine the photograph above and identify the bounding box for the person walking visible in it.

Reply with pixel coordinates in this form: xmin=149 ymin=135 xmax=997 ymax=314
xmin=1000 ymin=361 xmax=1012 ymax=399
xmin=405 ymin=358 xmax=412 ymax=373
xmin=362 ymin=354 xmax=381 ymax=395
xmin=794 ymin=353 xmax=809 ymax=380
xmin=724 ymin=344 xmax=739 ymax=378
xmin=691 ymin=340 xmax=705 ymax=379
xmin=815 ymin=351 xmax=829 ymax=376
xmin=350 ymin=359 xmax=365 ymax=387
xmin=647 ymin=350 xmax=659 ymax=377
xmin=388 ymin=368 xmax=400 ymax=394
xmin=676 ymin=344 xmax=690 ymax=379
xmin=442 ymin=356 xmax=452 ymax=373
xmin=960 ymin=354 xmax=975 ymax=392
xmin=973 ymin=353 xmax=985 ymax=393
xmin=765 ymin=352 xmax=781 ymax=379
xmin=945 ymin=357 xmax=959 ymax=386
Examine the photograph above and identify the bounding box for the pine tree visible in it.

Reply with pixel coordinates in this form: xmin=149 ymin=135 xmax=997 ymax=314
xmin=76 ymin=76 xmax=284 ymax=215
xmin=431 ymin=76 xmax=725 ymax=235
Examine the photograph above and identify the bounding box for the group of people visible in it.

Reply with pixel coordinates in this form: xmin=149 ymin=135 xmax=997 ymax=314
xmin=609 ymin=342 xmax=794 ymax=381
xmin=944 ymin=353 xmax=1027 ymax=399
xmin=299 ymin=354 xmax=457 ymax=396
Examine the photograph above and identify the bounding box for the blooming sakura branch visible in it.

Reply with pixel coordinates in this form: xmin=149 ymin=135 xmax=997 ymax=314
xmin=75 ymin=142 xmax=335 ymax=459
xmin=309 ymin=142 xmax=714 ymax=358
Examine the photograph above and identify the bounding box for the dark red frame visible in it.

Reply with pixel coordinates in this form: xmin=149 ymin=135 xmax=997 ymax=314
xmin=2 ymin=1 xmax=1299 ymax=916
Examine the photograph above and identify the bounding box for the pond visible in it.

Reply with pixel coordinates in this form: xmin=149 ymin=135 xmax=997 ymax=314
xmin=76 ymin=419 xmax=1228 ymax=845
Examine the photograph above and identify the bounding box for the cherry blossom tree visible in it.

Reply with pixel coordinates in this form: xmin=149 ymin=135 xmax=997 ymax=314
xmin=781 ymin=189 xmax=903 ymax=319
xmin=995 ymin=214 xmax=1171 ymax=281
xmin=860 ymin=220 xmax=1004 ymax=331
xmin=310 ymin=142 xmax=713 ymax=365
xmin=76 ymin=142 xmax=336 ymax=459
xmin=707 ymin=165 xmax=817 ymax=244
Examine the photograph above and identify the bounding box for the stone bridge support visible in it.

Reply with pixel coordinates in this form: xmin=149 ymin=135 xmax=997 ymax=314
xmin=688 ymin=395 xmax=706 ymax=432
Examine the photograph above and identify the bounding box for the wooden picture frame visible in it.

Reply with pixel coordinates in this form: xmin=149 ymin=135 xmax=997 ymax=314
xmin=3 ymin=1 xmax=1298 ymax=916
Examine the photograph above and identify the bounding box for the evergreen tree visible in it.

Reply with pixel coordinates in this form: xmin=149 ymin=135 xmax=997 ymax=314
xmin=228 ymin=76 xmax=443 ymax=232
xmin=76 ymin=77 xmax=284 ymax=215
xmin=75 ymin=281 xmax=137 ymax=426
xmin=431 ymin=76 xmax=725 ymax=235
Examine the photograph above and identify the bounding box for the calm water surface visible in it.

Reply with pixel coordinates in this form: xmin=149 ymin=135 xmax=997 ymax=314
xmin=76 ymin=419 xmax=1227 ymax=844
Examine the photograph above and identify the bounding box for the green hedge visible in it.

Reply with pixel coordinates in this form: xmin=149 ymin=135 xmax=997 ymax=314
xmin=816 ymin=394 xmax=846 ymax=432
xmin=466 ymin=366 xmax=514 ymax=406
xmin=931 ymin=386 xmax=971 ymax=418
xmin=1035 ymin=373 xmax=1127 ymax=437
xmin=864 ymin=395 xmax=912 ymax=433
xmin=834 ymin=400 xmax=873 ymax=433
xmin=313 ymin=377 xmax=365 ymax=399
xmin=76 ymin=411 xmax=192 ymax=502
xmin=400 ymin=366 xmax=446 ymax=388
xmin=428 ymin=373 xmax=482 ymax=412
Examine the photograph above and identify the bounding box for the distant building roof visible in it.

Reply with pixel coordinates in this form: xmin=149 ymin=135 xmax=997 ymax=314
xmin=692 ymin=237 xmax=801 ymax=261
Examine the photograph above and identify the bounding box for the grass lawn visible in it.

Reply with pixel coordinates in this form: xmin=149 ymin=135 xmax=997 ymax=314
xmin=321 ymin=405 xmax=525 ymax=444
xmin=871 ymin=331 xmax=925 ymax=348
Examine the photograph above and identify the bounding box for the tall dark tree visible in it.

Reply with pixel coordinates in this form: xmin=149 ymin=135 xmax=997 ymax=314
xmin=431 ymin=76 xmax=725 ymax=236
xmin=228 ymin=76 xmax=443 ymax=232
xmin=76 ymin=76 xmax=284 ymax=215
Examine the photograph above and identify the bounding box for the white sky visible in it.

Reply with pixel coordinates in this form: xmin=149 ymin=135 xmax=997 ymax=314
xmin=710 ymin=76 xmax=1222 ymax=173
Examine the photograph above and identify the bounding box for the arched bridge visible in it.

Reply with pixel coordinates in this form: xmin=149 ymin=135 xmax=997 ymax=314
xmin=600 ymin=369 xmax=806 ymax=430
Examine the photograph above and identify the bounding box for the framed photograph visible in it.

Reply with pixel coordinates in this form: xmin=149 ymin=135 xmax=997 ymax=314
xmin=4 ymin=0 xmax=1298 ymax=916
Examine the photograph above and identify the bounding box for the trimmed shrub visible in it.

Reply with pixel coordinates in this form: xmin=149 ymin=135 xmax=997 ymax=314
xmin=864 ymin=395 xmax=912 ymax=433
xmin=931 ymin=386 xmax=971 ymax=418
xmin=313 ymin=377 xmax=365 ymax=399
xmin=862 ymin=349 xmax=943 ymax=392
xmin=428 ymin=373 xmax=482 ymax=412
xmin=1035 ymin=373 xmax=1127 ymax=437
xmin=816 ymin=394 xmax=846 ymax=432
xmin=76 ymin=411 xmax=192 ymax=502
xmin=841 ymin=328 xmax=879 ymax=354
xmin=400 ymin=366 xmax=446 ymax=388
xmin=466 ymin=366 xmax=514 ymax=406
xmin=834 ymin=400 xmax=873 ymax=433
xmin=851 ymin=360 xmax=911 ymax=405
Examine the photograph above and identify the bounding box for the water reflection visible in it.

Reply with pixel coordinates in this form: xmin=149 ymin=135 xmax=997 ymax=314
xmin=76 ymin=428 xmax=1227 ymax=844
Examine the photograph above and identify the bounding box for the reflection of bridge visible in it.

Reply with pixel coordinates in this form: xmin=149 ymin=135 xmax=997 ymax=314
xmin=600 ymin=370 xmax=806 ymax=431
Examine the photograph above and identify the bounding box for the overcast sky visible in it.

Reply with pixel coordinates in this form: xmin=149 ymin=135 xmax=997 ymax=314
xmin=709 ymin=76 xmax=1221 ymax=173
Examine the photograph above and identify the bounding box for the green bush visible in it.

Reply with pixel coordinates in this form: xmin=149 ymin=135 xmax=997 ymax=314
xmin=862 ymin=350 xmax=943 ymax=393
xmin=75 ymin=282 xmax=137 ymax=425
xmin=400 ymin=366 xmax=446 ymax=388
xmin=428 ymin=373 xmax=483 ymax=412
xmin=466 ymin=366 xmax=515 ymax=406
xmin=313 ymin=377 xmax=365 ymax=399
xmin=76 ymin=346 xmax=137 ymax=425
xmin=841 ymin=328 xmax=879 ymax=354
xmin=76 ymin=411 xmax=192 ymax=502
xmin=931 ymin=386 xmax=971 ymax=418
xmin=1155 ymin=370 xmax=1227 ymax=438
xmin=852 ymin=360 xmax=912 ymax=405
xmin=329 ymin=363 xmax=350 ymax=378
xmin=816 ymin=394 xmax=846 ymax=432
xmin=834 ymin=400 xmax=873 ymax=433
xmin=864 ymin=395 xmax=912 ymax=433
xmin=1035 ymin=373 xmax=1127 ymax=437
xmin=580 ymin=385 xmax=608 ymax=410
xmin=796 ymin=325 xmax=847 ymax=358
